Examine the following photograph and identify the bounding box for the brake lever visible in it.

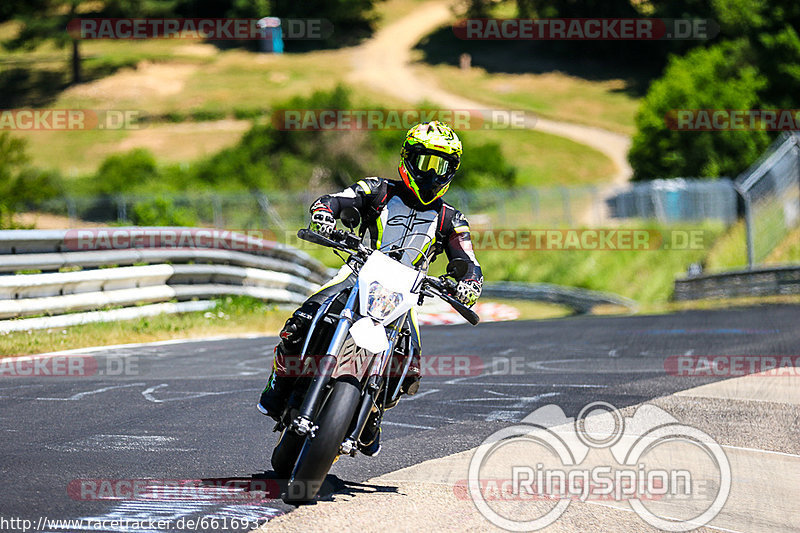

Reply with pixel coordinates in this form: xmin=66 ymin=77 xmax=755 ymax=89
xmin=438 ymin=276 xmax=457 ymax=293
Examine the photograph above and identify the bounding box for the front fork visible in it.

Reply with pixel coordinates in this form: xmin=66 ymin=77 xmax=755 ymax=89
xmin=289 ymin=287 xmax=360 ymax=437
xmin=341 ymin=317 xmax=408 ymax=455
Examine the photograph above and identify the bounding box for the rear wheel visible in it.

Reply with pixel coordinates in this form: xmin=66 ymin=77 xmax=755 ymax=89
xmin=284 ymin=378 xmax=361 ymax=503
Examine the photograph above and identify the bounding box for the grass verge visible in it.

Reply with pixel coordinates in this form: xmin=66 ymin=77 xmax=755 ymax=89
xmin=477 ymin=223 xmax=726 ymax=303
xmin=0 ymin=296 xmax=289 ymax=357
xmin=413 ymin=25 xmax=643 ymax=135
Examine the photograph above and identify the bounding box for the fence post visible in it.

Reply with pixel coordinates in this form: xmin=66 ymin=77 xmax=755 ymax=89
xmin=115 ymin=195 xmax=127 ymax=223
xmin=66 ymin=197 xmax=77 ymax=226
xmin=733 ymin=183 xmax=755 ymax=270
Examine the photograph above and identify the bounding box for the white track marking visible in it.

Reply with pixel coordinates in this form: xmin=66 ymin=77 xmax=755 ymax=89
xmin=404 ymin=388 xmax=440 ymax=401
xmin=443 ymin=381 xmax=607 ymax=388
xmin=457 ymin=393 xmax=560 ymax=403
xmin=141 ymin=383 xmax=256 ymax=403
xmin=382 ymin=421 xmax=435 ymax=430
xmin=36 ymin=382 xmax=145 ymax=401
xmin=46 ymin=434 xmax=196 ymax=453
xmin=142 ymin=383 xmax=168 ymax=403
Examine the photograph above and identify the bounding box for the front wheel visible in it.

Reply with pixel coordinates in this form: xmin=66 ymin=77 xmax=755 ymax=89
xmin=271 ymin=426 xmax=305 ymax=479
xmin=284 ymin=378 xmax=361 ymax=503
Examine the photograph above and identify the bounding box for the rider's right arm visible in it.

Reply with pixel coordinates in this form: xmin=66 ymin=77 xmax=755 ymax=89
xmin=310 ymin=177 xmax=387 ymax=219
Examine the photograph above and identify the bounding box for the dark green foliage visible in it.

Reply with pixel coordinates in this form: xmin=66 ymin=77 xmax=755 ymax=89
xmin=91 ymin=148 xmax=160 ymax=194
xmin=0 ymin=132 xmax=65 ymax=227
xmin=629 ymin=42 xmax=770 ymax=179
xmin=630 ymin=0 xmax=799 ymax=178
xmin=130 ymin=197 xmax=198 ymax=226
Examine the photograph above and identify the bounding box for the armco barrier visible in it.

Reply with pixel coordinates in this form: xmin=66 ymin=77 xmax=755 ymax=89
xmin=0 ymin=228 xmax=327 ymax=333
xmin=481 ymin=281 xmax=636 ymax=314
xmin=674 ymin=265 xmax=800 ymax=301
xmin=0 ymin=228 xmax=638 ymax=333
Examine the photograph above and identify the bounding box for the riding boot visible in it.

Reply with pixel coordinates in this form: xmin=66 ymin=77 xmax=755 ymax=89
xmin=357 ymin=409 xmax=382 ymax=457
xmin=258 ymin=311 xmax=310 ymax=421
xmin=258 ymin=345 xmax=294 ymax=421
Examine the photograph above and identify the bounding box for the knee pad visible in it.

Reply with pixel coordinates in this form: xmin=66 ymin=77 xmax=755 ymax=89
xmin=278 ymin=302 xmax=320 ymax=351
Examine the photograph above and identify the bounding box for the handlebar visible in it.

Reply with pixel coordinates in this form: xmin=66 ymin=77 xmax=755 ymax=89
xmin=424 ymin=277 xmax=480 ymax=326
xmin=298 ymin=228 xmax=480 ymax=326
xmin=297 ymin=228 xmax=370 ymax=255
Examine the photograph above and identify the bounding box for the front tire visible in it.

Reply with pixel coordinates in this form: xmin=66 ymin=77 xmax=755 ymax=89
xmin=271 ymin=427 xmax=305 ymax=479
xmin=284 ymin=377 xmax=361 ymax=503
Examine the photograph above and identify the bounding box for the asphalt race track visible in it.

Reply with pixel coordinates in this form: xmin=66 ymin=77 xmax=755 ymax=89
xmin=1 ymin=305 xmax=798 ymax=532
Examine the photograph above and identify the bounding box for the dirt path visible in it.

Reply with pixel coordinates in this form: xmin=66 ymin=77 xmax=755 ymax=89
xmin=348 ymin=2 xmax=632 ymax=185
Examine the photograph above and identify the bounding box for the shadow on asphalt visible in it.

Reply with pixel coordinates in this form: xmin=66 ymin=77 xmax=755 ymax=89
xmin=197 ymin=472 xmax=398 ymax=507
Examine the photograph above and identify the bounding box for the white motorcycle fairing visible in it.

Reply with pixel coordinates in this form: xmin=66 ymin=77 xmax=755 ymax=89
xmin=349 ymin=250 xmax=424 ymax=353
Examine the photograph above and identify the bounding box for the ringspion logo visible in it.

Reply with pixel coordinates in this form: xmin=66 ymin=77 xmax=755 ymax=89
xmin=468 ymin=401 xmax=730 ymax=531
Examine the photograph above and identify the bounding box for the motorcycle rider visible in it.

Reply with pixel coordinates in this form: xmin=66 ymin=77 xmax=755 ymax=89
xmin=259 ymin=121 xmax=482 ymax=456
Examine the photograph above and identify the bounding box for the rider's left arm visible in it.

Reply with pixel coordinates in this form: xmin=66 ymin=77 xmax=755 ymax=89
xmin=444 ymin=211 xmax=483 ymax=284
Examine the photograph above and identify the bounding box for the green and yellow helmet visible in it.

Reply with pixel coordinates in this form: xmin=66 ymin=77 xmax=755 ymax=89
xmin=399 ymin=121 xmax=462 ymax=205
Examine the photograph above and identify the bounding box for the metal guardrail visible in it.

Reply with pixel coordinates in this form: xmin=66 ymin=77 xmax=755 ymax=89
xmin=0 ymin=228 xmax=327 ymax=333
xmin=673 ymin=266 xmax=800 ymax=301
xmin=734 ymin=132 xmax=800 ymax=268
xmin=0 ymin=227 xmax=640 ymax=334
xmin=482 ymin=281 xmax=636 ymax=314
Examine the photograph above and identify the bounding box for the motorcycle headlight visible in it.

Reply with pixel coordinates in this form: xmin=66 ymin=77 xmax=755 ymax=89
xmin=367 ymin=281 xmax=403 ymax=320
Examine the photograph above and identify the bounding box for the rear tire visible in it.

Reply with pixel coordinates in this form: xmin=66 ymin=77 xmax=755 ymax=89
xmin=284 ymin=378 xmax=361 ymax=503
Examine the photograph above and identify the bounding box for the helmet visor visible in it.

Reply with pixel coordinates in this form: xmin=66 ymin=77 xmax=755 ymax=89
xmin=415 ymin=154 xmax=451 ymax=178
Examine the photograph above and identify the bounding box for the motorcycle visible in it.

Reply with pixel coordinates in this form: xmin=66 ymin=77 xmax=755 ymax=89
xmin=270 ymin=207 xmax=480 ymax=503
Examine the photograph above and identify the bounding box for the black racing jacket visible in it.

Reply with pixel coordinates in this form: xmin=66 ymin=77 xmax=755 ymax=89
xmin=310 ymin=177 xmax=482 ymax=283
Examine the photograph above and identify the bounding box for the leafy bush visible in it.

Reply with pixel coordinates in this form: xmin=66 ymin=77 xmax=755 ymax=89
xmin=191 ymin=109 xmax=227 ymax=121
xmin=91 ymin=148 xmax=160 ymax=195
xmin=76 ymin=86 xmax=520 ymax=202
xmin=130 ymin=197 xmax=198 ymax=226
xmin=0 ymin=132 xmax=64 ymax=227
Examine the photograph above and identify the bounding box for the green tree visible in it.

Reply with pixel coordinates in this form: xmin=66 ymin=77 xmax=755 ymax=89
xmin=628 ymin=41 xmax=770 ymax=179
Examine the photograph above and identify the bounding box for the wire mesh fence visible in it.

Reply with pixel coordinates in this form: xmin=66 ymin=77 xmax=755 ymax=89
xmin=735 ymin=133 xmax=800 ymax=267
xmin=605 ymin=179 xmax=738 ymax=225
xmin=19 ymin=179 xmax=742 ymax=237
